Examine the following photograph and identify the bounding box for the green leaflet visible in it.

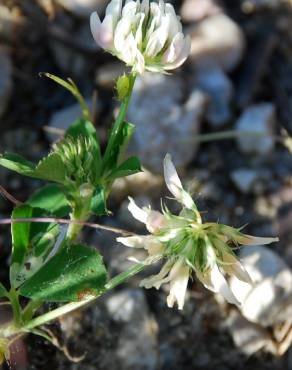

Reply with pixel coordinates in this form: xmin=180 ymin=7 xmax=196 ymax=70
xmin=19 ymin=244 xmax=107 ymax=302
xmin=27 ymin=185 xmax=70 ymax=217
xmin=0 ymin=153 xmax=35 ymax=175
xmin=11 ymin=205 xmax=33 ymax=265
xmin=0 ymin=152 xmax=65 ymax=184
xmin=107 ymin=156 xmax=141 ymax=181
xmin=10 ymin=205 xmax=59 ymax=288
xmin=33 ymin=153 xmax=66 ymax=183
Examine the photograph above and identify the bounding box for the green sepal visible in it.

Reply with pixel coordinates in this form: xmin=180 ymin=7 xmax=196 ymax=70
xmin=27 ymin=184 xmax=70 ymax=217
xmin=19 ymin=244 xmax=107 ymax=302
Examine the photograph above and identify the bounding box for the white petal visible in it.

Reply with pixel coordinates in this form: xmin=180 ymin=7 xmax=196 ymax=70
xmin=117 ymin=234 xmax=154 ymax=248
xmin=128 ymin=197 xmax=148 ymax=224
xmin=141 ymin=0 xmax=149 ymax=14
xmin=90 ymin=12 xmax=102 ymax=46
xmin=163 ymin=153 xmax=183 ymax=197
xmin=122 ymin=0 xmax=138 ymax=17
xmin=117 ymin=234 xmax=164 ymax=256
xmin=123 ymin=33 xmax=139 ymax=65
xmin=135 ymin=13 xmax=145 ymax=47
xmin=165 ymin=3 xmax=182 ymax=39
xmin=145 ymin=14 xmax=170 ymax=58
xmin=167 ymin=262 xmax=189 ymax=310
xmin=134 ymin=48 xmax=145 ymax=74
xmin=162 ymin=32 xmax=184 ymax=64
xmin=164 ymin=35 xmax=191 ymax=70
xmin=114 ymin=16 xmax=133 ymax=53
xmin=196 ymin=265 xmax=240 ymax=305
xmin=140 ymin=260 xmax=174 ymax=289
xmin=106 ymin=0 xmax=122 ymax=21
xmin=221 ymin=252 xmax=252 ymax=284
xmin=146 ymin=210 xmax=167 ymax=233
xmin=146 ymin=3 xmax=162 ymax=40
xmin=163 ymin=154 xmax=195 ymax=209
xmin=99 ymin=15 xmax=116 ymax=49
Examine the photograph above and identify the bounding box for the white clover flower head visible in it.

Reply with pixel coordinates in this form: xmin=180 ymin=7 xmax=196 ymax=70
xmin=90 ymin=0 xmax=191 ymax=74
xmin=117 ymin=154 xmax=279 ymax=310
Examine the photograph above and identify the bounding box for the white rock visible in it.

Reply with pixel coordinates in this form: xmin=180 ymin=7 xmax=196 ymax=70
xmin=56 ymin=0 xmax=107 ymax=17
xmin=106 ymin=289 xmax=158 ymax=370
xmin=227 ymin=310 xmax=271 ymax=355
xmin=180 ymin=0 xmax=222 ymax=22
xmin=196 ymin=68 xmax=233 ymax=126
xmin=111 ymin=168 xmax=163 ymax=202
xmin=188 ymin=13 xmax=245 ymax=72
xmin=0 ymin=47 xmax=12 ymax=118
xmin=230 ymin=246 xmax=292 ymax=327
xmin=231 ymin=168 xmax=258 ymax=193
xmin=236 ymin=103 xmax=276 ymax=155
xmin=128 ymin=73 xmax=207 ymax=172
xmin=0 ymin=5 xmax=23 ymax=42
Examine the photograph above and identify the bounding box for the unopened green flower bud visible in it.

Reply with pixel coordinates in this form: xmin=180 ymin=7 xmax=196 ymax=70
xmin=116 ymin=74 xmax=130 ymax=101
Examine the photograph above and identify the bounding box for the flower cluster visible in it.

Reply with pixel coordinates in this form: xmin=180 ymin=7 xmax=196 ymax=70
xmin=117 ymin=155 xmax=278 ymax=309
xmin=90 ymin=0 xmax=191 ymax=74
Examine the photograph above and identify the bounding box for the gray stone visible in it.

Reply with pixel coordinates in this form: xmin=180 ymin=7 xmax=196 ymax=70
xmin=47 ymin=99 xmax=95 ymax=142
xmin=227 ymin=246 xmax=292 ymax=355
xmin=180 ymin=0 xmax=222 ymax=22
xmin=196 ymin=68 xmax=233 ymax=126
xmin=128 ymin=73 xmax=207 ymax=173
xmin=56 ymin=0 xmax=107 ymax=17
xmin=0 ymin=47 xmax=12 ymax=118
xmin=50 ymin=23 xmax=97 ymax=74
xmin=0 ymin=5 xmax=22 ymax=42
xmin=241 ymin=0 xmax=286 ymax=12
xmin=111 ymin=168 xmax=163 ymax=203
xmin=95 ymin=62 xmax=126 ymax=88
xmin=230 ymin=168 xmax=258 ymax=193
xmin=105 ymin=289 xmax=158 ymax=370
xmin=230 ymin=246 xmax=292 ymax=327
xmin=188 ymin=13 xmax=245 ymax=72
xmin=227 ymin=310 xmax=271 ymax=355
xmin=235 ymin=103 xmax=276 ymax=155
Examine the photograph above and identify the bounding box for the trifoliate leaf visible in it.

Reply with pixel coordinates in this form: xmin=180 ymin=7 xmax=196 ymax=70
xmin=19 ymin=244 xmax=107 ymax=302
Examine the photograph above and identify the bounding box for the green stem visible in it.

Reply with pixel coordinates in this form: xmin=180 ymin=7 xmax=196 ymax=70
xmin=21 ymin=300 xmax=42 ymax=323
xmin=192 ymin=130 xmax=274 ymax=143
xmin=7 ymin=289 xmax=22 ymax=327
xmin=102 ymin=73 xmax=136 ymax=170
xmin=66 ymin=205 xmax=91 ymax=242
